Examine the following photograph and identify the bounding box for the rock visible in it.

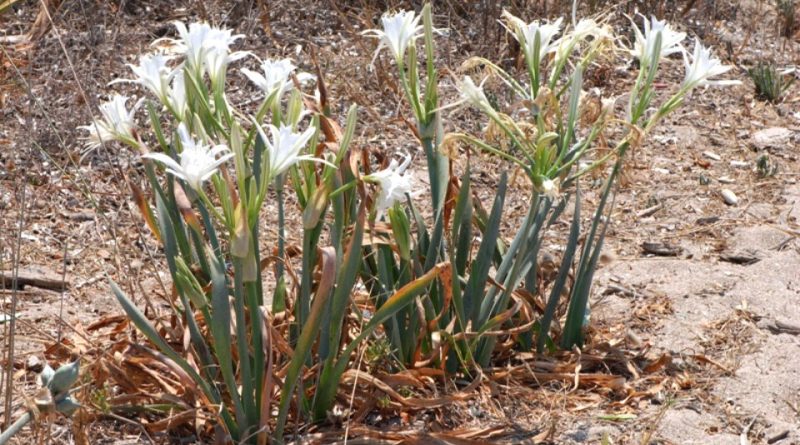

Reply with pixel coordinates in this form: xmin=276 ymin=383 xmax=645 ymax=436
xmin=703 ymin=151 xmax=721 ymax=161
xmin=720 ymin=248 xmax=761 ymax=265
xmin=0 ymin=266 xmax=70 ymax=291
xmin=752 ymin=127 xmax=793 ymax=150
xmin=642 ymin=241 xmax=682 ymax=256
xmin=730 ymin=160 xmax=749 ymax=169
xmin=721 ymin=189 xmax=738 ymax=206
xmin=26 ymin=355 xmax=43 ymax=373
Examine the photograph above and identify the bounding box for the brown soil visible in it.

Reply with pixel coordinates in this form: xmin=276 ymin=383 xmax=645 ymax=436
xmin=1 ymin=0 xmax=799 ymax=444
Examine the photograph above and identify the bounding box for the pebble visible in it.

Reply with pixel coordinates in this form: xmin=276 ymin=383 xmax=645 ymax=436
xmin=26 ymin=355 xmax=43 ymax=373
xmin=752 ymin=127 xmax=793 ymax=150
xmin=730 ymin=161 xmax=749 ymax=169
xmin=718 ymin=176 xmax=735 ymax=184
xmin=703 ymin=151 xmax=721 ymax=161
xmin=721 ymin=189 xmax=738 ymax=206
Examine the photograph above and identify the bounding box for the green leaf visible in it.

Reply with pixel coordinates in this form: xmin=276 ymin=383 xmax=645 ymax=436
xmin=389 ymin=206 xmax=412 ymax=261
xmin=538 ymin=190 xmax=580 ymax=352
xmin=274 ymin=245 xmax=339 ymax=440
xmin=561 ymin=166 xmax=618 ymax=349
xmin=47 ymin=361 xmax=79 ymax=397
xmin=206 ymin=247 xmax=246 ymax=428
xmin=464 ymin=173 xmax=507 ymax=325
xmin=310 ymin=262 xmax=452 ymax=429
xmin=313 ymin=207 xmax=366 ymax=420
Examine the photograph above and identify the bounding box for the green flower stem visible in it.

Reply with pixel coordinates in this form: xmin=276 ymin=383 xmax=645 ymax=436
xmin=453 ymin=134 xmax=531 ymax=172
xmin=196 ymin=187 xmax=227 ymax=226
xmin=0 ymin=412 xmax=31 ymax=445
xmin=397 ymin=61 xmax=425 ymax=124
xmin=485 ymin=112 xmax=534 ymax=164
xmin=275 ymin=174 xmax=286 ymax=282
xmin=231 ymin=258 xmax=257 ymax=426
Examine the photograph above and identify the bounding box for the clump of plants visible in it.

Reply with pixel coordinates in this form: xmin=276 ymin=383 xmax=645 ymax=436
xmin=32 ymin=5 xmax=740 ymax=444
xmin=0 ymin=362 xmax=80 ymax=445
xmin=777 ymin=0 xmax=797 ymax=37
xmin=756 ymin=153 xmax=779 ymax=177
xmin=748 ymin=62 xmax=794 ymax=102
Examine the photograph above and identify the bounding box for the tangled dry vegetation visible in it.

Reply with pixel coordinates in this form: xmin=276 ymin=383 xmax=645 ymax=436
xmin=1 ymin=0 xmax=799 ymax=444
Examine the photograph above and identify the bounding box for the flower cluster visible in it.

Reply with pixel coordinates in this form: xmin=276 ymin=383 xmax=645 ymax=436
xmin=81 ymin=21 xmax=328 ymax=196
xmin=501 ymin=10 xmax=563 ymax=66
xmin=78 ymin=94 xmax=142 ymax=151
xmin=142 ymin=123 xmax=234 ymax=191
xmin=362 ymin=10 xmax=423 ymax=63
xmin=630 ymin=15 xmax=686 ymax=66
xmin=364 ymin=153 xmax=414 ymax=213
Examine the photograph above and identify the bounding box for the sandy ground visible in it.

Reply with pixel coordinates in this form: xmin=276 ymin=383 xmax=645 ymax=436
xmin=1 ymin=0 xmax=799 ymax=443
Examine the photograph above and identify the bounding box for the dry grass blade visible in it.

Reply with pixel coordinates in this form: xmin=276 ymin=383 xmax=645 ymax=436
xmin=340 ymin=369 xmax=480 ymax=409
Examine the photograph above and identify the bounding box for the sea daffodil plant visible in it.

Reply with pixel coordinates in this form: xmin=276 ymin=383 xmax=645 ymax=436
xmin=73 ymin=4 xmax=741 ymax=444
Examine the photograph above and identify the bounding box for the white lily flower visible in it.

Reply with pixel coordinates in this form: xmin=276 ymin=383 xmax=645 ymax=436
xmin=630 ymin=15 xmax=685 ymax=65
xmin=171 ymin=21 xmax=244 ymax=79
xmin=366 ymin=153 xmax=413 ymax=213
xmin=458 ymin=76 xmax=493 ymax=110
xmin=168 ymin=70 xmax=188 ymax=119
xmin=172 ymin=21 xmax=214 ymax=73
xmin=681 ymin=39 xmax=741 ymax=89
xmin=142 ymin=123 xmax=233 ymax=191
xmin=203 ymin=29 xmax=249 ymax=88
xmin=552 ymin=18 xmax=612 ymax=68
xmin=438 ymin=76 xmax=496 ymax=117
xmin=78 ymin=94 xmax=143 ymax=150
xmin=572 ymin=18 xmax=605 ymax=39
xmin=540 ymin=178 xmax=560 ymax=199
xmin=362 ymin=10 xmax=423 ymax=63
xmin=254 ymin=121 xmax=326 ymax=178
xmin=241 ymin=58 xmax=312 ymax=100
xmin=110 ymin=53 xmax=175 ymax=104
xmin=502 ymin=10 xmax=563 ymax=65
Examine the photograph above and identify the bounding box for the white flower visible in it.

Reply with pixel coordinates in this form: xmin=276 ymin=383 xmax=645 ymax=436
xmin=366 ymin=153 xmax=413 ymax=213
xmin=241 ymin=58 xmax=312 ymax=100
xmin=572 ymin=18 xmax=605 ymax=39
xmin=502 ymin=10 xmax=563 ymax=65
xmin=142 ymin=123 xmax=233 ymax=191
xmin=171 ymin=21 xmax=214 ymax=72
xmin=171 ymin=21 xmax=244 ymax=79
xmin=439 ymin=76 xmax=495 ymax=116
xmin=110 ymin=53 xmax=175 ymax=103
xmin=551 ymin=19 xmax=611 ymax=69
xmin=362 ymin=10 xmax=423 ymax=62
xmin=168 ymin=70 xmax=188 ymax=119
xmin=459 ymin=76 xmax=493 ymax=109
xmin=630 ymin=15 xmax=685 ymax=65
xmin=540 ymin=178 xmax=560 ymax=199
xmin=681 ymin=39 xmax=741 ymax=89
xmin=78 ymin=94 xmax=143 ymax=150
xmin=254 ymin=122 xmax=326 ymax=178
xmin=203 ymin=31 xmax=249 ymax=88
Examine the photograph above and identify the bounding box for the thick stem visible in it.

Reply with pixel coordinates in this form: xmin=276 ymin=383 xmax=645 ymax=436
xmin=0 ymin=412 xmax=31 ymax=445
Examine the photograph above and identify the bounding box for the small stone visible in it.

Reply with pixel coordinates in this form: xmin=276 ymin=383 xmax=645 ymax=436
xmin=721 ymin=189 xmax=738 ymax=206
xmin=730 ymin=160 xmax=749 ymax=169
xmin=26 ymin=355 xmax=43 ymax=373
xmin=718 ymin=176 xmax=735 ymax=184
xmin=752 ymin=127 xmax=793 ymax=150
xmin=703 ymin=151 xmax=721 ymax=161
